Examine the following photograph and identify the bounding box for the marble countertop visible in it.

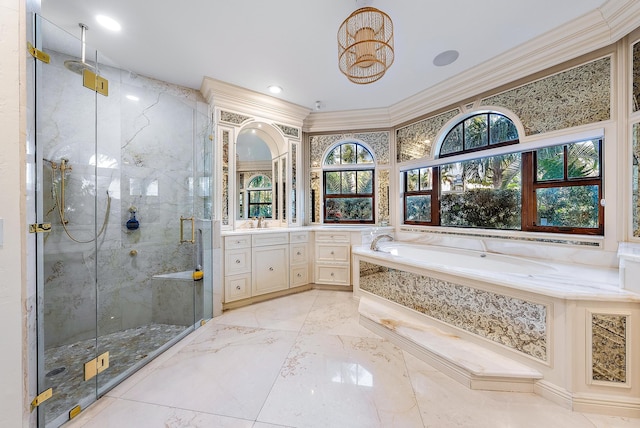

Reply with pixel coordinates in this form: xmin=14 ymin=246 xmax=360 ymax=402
xmin=618 ymin=242 xmax=640 ymax=262
xmin=221 ymin=225 xmax=394 ymax=236
xmin=353 ymin=245 xmax=640 ymax=303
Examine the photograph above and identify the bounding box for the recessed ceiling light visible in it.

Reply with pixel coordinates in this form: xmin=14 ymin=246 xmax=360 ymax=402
xmin=433 ymin=50 xmax=459 ymax=67
xmin=268 ymin=85 xmax=282 ymax=94
xmin=96 ymin=15 xmax=121 ymax=32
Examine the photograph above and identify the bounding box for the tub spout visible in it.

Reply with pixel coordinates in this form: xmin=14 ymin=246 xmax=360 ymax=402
xmin=371 ymin=234 xmax=393 ymax=251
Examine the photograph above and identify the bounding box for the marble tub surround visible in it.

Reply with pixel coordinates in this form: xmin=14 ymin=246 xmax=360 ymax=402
xmin=62 ymin=290 xmax=640 ymax=428
xmin=352 ymin=243 xmax=640 ymax=417
xmin=618 ymin=242 xmax=640 ymax=293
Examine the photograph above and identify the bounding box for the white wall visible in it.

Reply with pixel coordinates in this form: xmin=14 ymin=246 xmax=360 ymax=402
xmin=0 ymin=0 xmax=27 ymax=426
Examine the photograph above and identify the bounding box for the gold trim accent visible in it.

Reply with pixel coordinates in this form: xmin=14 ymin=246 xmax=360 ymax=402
xmin=30 ymin=388 xmax=53 ymax=411
xmin=96 ymin=351 xmax=110 ymax=374
xmin=200 ymin=319 xmax=207 ymax=326
xmin=27 ymin=42 xmax=50 ymax=63
xmin=180 ymin=216 xmax=195 ymax=243
xmin=82 ymin=68 xmax=109 ymax=96
xmin=69 ymin=405 xmax=82 ymax=419
xmin=84 ymin=351 xmax=110 ymax=381
xmin=29 ymin=223 xmax=52 ymax=233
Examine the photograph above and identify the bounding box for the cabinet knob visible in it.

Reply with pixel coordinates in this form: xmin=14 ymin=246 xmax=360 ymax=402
xmin=236 ymin=240 xmax=241 ymax=244
xmin=330 ymin=251 xmax=334 ymax=255
xmin=236 ymin=285 xmax=241 ymax=290
xmin=297 ymin=273 xmax=302 ymax=277
xmin=235 ymin=259 xmax=240 ymax=264
xmin=269 ymin=267 xmax=274 ymax=271
xmin=297 ymin=251 xmax=302 ymax=256
xmin=330 ymin=272 xmax=335 ymax=277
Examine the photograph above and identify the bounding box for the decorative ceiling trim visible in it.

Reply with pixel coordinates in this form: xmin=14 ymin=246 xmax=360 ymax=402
xmin=200 ymin=77 xmax=310 ymax=126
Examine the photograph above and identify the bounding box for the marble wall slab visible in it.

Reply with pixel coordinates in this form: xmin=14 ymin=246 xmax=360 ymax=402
xmin=358 ymin=261 xmax=548 ymax=361
xmin=480 ymin=58 xmax=611 ymax=135
xmin=591 ymin=314 xmax=627 ymax=383
xmin=40 ymin=49 xmax=207 ymax=347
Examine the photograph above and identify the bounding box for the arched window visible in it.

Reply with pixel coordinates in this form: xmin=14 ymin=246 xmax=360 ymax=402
xmin=440 ymin=112 xmax=519 ymax=157
xmin=323 ymin=142 xmax=375 ymax=223
xmin=247 ymin=175 xmax=272 ymax=218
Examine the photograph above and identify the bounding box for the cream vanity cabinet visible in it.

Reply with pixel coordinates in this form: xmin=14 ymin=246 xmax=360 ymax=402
xmin=224 ymin=235 xmax=252 ymax=302
xmin=251 ymin=233 xmax=289 ymax=296
xmin=314 ymin=230 xmax=351 ymax=286
xmin=289 ymin=231 xmax=310 ymax=287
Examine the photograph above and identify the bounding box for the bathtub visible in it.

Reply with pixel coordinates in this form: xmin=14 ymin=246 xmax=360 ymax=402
xmin=351 ymin=240 xmax=640 ymax=417
xmin=354 ymin=241 xmax=626 ymax=299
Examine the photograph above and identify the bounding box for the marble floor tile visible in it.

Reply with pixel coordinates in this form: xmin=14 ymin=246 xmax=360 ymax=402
xmin=257 ymin=332 xmax=424 ymax=428
xmin=300 ymin=290 xmax=380 ymax=338
xmin=118 ymin=323 xmax=298 ymax=420
xmin=62 ymin=290 xmax=640 ymax=428
xmin=214 ymin=290 xmax=319 ymax=331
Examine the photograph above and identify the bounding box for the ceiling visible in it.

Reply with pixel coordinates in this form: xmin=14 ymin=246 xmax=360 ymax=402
xmin=41 ymin=0 xmax=610 ymax=113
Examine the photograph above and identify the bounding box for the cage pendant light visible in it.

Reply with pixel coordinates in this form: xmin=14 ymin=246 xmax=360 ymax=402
xmin=338 ymin=6 xmax=394 ymax=84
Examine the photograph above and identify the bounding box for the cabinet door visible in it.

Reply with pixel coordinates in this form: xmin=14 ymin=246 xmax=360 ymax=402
xmin=315 ymin=243 xmax=349 ymax=262
xmin=252 ymin=244 xmax=289 ymax=296
xmin=291 ymin=265 xmax=309 ymax=287
xmin=225 ymin=273 xmax=251 ymax=302
xmin=225 ymin=248 xmax=251 ymax=275
xmin=315 ymin=264 xmax=350 ymax=285
xmin=290 ymin=243 xmax=308 ymax=264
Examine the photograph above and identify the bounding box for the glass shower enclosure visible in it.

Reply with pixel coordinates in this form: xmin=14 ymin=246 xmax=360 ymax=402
xmin=32 ymin=15 xmax=213 ymax=427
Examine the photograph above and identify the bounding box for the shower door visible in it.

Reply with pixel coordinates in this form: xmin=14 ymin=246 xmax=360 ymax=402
xmin=33 ymin=15 xmax=211 ymax=427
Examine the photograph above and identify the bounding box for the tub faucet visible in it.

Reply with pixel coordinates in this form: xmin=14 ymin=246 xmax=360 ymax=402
xmin=371 ymin=234 xmax=393 ymax=251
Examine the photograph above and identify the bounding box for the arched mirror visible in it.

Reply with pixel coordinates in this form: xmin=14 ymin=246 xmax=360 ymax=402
xmin=235 ymin=127 xmax=278 ymax=220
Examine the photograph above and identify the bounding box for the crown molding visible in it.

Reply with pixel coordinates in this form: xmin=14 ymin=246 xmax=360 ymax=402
xmin=200 ymin=77 xmax=310 ymax=126
xmin=304 ymin=0 xmax=640 ymax=133
xmin=302 ymin=107 xmax=392 ymax=133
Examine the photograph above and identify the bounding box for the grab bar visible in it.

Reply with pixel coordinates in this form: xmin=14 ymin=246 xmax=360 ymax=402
xmin=180 ymin=216 xmax=195 ymax=243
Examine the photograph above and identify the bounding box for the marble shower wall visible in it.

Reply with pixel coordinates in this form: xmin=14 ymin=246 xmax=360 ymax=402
xmin=41 ymin=49 xmax=209 ymax=347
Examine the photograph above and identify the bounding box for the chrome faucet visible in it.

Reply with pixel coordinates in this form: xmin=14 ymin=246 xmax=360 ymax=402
xmin=257 ymin=216 xmax=264 ymax=228
xmin=370 ymin=234 xmax=393 ymax=251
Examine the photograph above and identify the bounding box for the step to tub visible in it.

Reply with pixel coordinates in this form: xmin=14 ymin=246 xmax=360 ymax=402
xmin=358 ymin=296 xmax=543 ymax=393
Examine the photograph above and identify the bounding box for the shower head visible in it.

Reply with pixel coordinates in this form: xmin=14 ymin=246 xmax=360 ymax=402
xmin=65 ymin=23 xmax=97 ymax=75
xmin=64 ymin=59 xmax=96 ymax=75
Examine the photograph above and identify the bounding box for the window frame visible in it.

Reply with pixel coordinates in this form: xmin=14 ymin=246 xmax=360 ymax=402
xmin=521 ymin=140 xmax=603 ymax=235
xmin=246 ymin=174 xmax=273 ymax=219
xmin=402 ymin=110 xmax=604 ymax=235
xmin=322 ymin=142 xmax=376 ymax=224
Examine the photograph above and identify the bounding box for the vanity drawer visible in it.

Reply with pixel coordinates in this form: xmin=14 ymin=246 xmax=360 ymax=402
xmin=291 ymin=265 xmax=309 ymax=287
xmin=315 ymin=231 xmax=350 ymax=242
xmin=225 ymin=235 xmax=251 ymax=249
xmin=315 ymin=265 xmax=350 ymax=285
xmin=225 ymin=273 xmax=251 ymax=302
xmin=290 ymin=231 xmax=309 ymax=243
xmin=315 ymin=243 xmax=349 ymax=262
xmin=290 ymin=243 xmax=309 ymax=264
xmin=252 ymin=232 xmax=289 ymax=247
xmin=225 ymin=248 xmax=251 ymax=275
